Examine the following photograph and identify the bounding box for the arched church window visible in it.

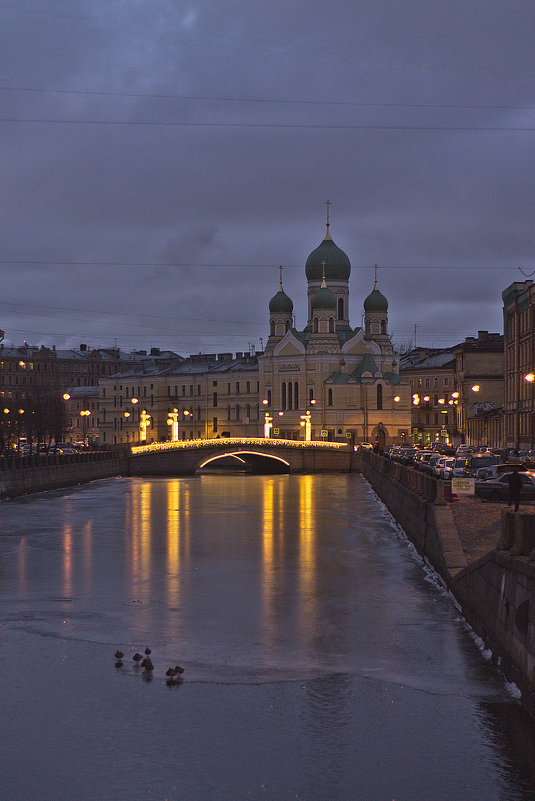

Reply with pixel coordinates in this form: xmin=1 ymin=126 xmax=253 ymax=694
xmin=270 ymin=320 xmax=275 ymax=337
xmin=288 ymin=382 xmax=293 ymax=410
xmin=337 ymin=297 xmax=344 ymax=320
xmin=329 ymin=317 xmax=335 ymax=333
xmin=313 ymin=317 xmax=318 ymax=333
xmin=285 ymin=320 xmax=291 ymax=332
xmin=365 ymin=319 xmax=370 ymax=333
xmin=281 ymin=382 xmax=286 ymax=410
xmin=377 ymin=384 xmax=383 ymax=410
xmin=267 ymin=389 xmax=272 ymax=405
xmin=294 ymin=381 xmax=299 ymax=409
xmin=381 ymin=319 xmax=386 ymax=334
xmin=309 ymin=387 xmax=314 ymax=403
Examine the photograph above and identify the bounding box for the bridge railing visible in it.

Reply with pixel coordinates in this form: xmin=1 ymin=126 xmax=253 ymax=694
xmin=131 ymin=437 xmax=350 ymax=456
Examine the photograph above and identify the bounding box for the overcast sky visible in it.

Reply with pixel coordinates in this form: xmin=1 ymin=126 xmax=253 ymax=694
xmin=2 ymin=0 xmax=535 ymax=357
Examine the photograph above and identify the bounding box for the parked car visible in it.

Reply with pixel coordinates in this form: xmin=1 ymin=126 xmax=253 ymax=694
xmin=456 ymin=444 xmax=474 ymax=457
xmin=476 ymin=463 xmax=514 ymax=481
xmin=475 ymin=472 xmax=535 ymax=503
xmin=400 ymin=448 xmax=418 ymax=465
xmin=447 ymin=458 xmax=469 ymax=479
xmin=463 ymin=454 xmax=500 ymax=476
xmin=359 ymin=442 xmax=374 ymax=451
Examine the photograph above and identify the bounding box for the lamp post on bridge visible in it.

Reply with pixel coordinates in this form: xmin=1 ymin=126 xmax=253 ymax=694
xmin=139 ymin=409 xmax=151 ymax=443
xmin=300 ymin=410 xmax=312 ymax=441
xmin=167 ymin=408 xmax=179 ymax=442
xmin=264 ymin=412 xmax=273 ymax=439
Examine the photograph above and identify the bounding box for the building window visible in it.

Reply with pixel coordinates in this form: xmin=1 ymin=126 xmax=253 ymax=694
xmin=288 ymin=382 xmax=293 ymax=409
xmin=236 ymin=404 xmax=240 ymax=420
xmin=213 ymin=417 xmax=218 ymax=433
xmin=236 ymin=382 xmax=240 ymax=394
xmin=337 ymin=297 xmax=344 ymax=320
xmin=328 ymin=388 xmax=333 ymax=406
xmin=213 ymin=392 xmax=218 ymax=407
xmin=377 ymin=384 xmax=383 ymax=410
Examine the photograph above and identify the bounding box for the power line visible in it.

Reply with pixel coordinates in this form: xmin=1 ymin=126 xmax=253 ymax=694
xmin=2 ymin=83 xmax=534 ymax=112
xmin=1 ymin=117 xmax=535 ymax=132
xmin=0 ymin=260 xmax=521 ymax=270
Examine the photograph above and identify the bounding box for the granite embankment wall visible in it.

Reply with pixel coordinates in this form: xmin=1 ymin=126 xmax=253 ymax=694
xmin=361 ymin=451 xmax=535 ymax=719
xmin=0 ymin=450 xmax=127 ymax=498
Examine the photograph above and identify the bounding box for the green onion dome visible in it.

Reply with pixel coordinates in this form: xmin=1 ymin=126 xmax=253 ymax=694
xmin=305 ymin=232 xmax=351 ymax=282
xmin=363 ymin=286 xmax=388 ymax=312
xmin=269 ymin=286 xmax=293 ymax=314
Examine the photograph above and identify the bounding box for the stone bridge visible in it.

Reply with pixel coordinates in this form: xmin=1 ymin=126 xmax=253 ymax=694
xmin=128 ymin=438 xmax=359 ymax=476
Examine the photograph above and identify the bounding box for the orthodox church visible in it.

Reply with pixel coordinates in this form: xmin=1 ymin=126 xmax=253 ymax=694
xmin=259 ymin=212 xmax=411 ymax=446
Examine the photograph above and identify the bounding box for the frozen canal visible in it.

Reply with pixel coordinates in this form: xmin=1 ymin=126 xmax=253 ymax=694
xmin=1 ymin=473 xmax=535 ymax=801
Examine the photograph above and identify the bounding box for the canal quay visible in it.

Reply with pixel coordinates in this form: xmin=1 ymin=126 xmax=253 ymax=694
xmin=2 ymin=472 xmax=535 ymax=801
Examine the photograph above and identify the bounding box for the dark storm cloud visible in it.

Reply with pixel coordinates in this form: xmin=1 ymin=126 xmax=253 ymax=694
xmin=1 ymin=0 xmax=535 ymax=355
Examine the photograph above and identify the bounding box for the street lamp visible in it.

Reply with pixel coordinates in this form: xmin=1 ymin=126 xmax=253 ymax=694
xmin=167 ymin=408 xmax=179 ymax=442
xmin=525 ymin=373 xmax=535 ymax=449
xmin=79 ymin=410 xmax=91 ymax=445
xmin=300 ymin=410 xmax=312 ymax=441
xmin=264 ymin=411 xmax=273 ymax=438
xmin=139 ymin=409 xmax=151 ymax=442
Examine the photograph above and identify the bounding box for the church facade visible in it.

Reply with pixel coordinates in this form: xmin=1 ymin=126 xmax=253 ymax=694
xmin=259 ymin=219 xmax=411 ymax=446
xmin=98 ymin=219 xmax=411 ymax=446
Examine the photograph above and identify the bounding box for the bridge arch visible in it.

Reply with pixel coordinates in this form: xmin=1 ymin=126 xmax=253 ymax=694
xmin=198 ymin=450 xmax=290 ymax=474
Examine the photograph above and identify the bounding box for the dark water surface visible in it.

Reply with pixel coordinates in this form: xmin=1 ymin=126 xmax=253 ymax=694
xmin=1 ymin=474 xmax=535 ymax=801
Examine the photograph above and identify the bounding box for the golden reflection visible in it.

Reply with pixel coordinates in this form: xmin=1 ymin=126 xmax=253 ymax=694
xmin=166 ymin=481 xmax=180 ymax=608
xmin=63 ymin=524 xmax=73 ymax=598
xmin=261 ymin=478 xmax=277 ymax=642
xmin=139 ymin=482 xmax=152 ymax=593
xmin=128 ymin=481 xmax=152 ymax=602
xmin=299 ymin=475 xmax=316 ymax=619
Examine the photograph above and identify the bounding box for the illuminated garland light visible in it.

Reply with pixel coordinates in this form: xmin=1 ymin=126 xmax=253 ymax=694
xmin=131 ymin=437 xmax=349 ymax=456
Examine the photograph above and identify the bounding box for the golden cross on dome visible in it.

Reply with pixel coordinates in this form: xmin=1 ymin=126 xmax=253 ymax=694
xmin=279 ymin=265 xmax=283 ymax=289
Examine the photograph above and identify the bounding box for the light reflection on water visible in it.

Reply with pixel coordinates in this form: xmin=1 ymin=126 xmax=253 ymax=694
xmin=1 ymin=474 xmax=535 ymax=801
